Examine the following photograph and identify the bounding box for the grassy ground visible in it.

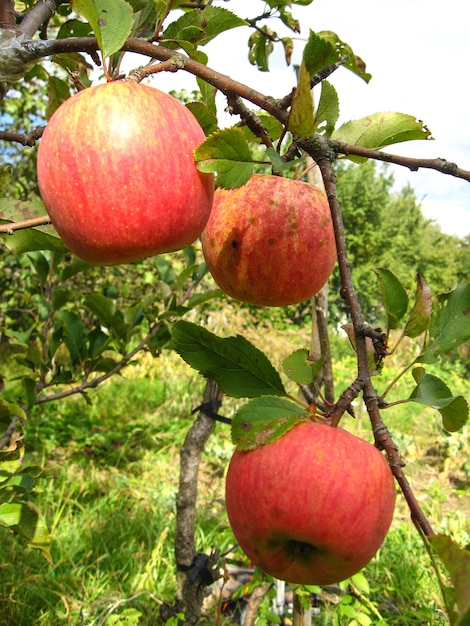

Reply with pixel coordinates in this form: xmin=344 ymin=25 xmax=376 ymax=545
xmin=1 ymin=313 xmax=469 ymax=625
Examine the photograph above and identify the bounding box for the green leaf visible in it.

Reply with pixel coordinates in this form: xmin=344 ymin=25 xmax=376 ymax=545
xmin=185 ymin=102 xmax=218 ymax=136
xmin=248 ymin=29 xmax=274 ymax=72
xmin=0 ymin=196 xmax=47 ymax=224
xmin=281 ymin=36 xmax=294 ymax=65
xmin=0 ymin=165 xmax=12 ymax=193
xmin=162 ymin=6 xmax=247 ymax=49
xmin=283 ymin=345 xmax=327 ymax=385
xmin=0 ymin=501 xmax=52 ymax=562
xmin=2 ymin=473 xmax=36 ymax=494
xmin=196 ymin=76 xmax=217 ymax=116
xmin=195 ymin=127 xmax=256 ymax=189
xmin=187 ymin=289 xmax=224 ymax=309
xmin=55 ymin=310 xmax=88 ymax=365
xmin=88 ymin=326 xmax=110 ymax=359
xmin=287 ymin=60 xmax=315 ymax=138
xmin=403 ymin=274 xmax=432 ymax=338
xmin=302 ymin=30 xmax=338 ymax=78
xmin=0 ymin=401 xmax=25 ymax=473
xmin=351 ymin=571 xmax=370 ymax=595
xmin=316 ymin=31 xmax=371 ymax=82
xmin=428 ymin=535 xmax=470 ymax=626
xmin=332 ymin=113 xmax=432 ymax=155
xmin=373 ymin=268 xmax=409 ymax=329
xmin=46 ymin=75 xmax=71 ymax=119
xmin=278 ymin=8 xmax=299 ymax=34
xmin=84 ymin=293 xmax=117 ymax=329
xmin=315 ymin=80 xmax=339 ymax=137
xmin=265 ymin=147 xmax=302 ymax=173
xmin=72 ymin=0 xmax=134 ymax=59
xmin=57 ymin=18 xmax=94 ymax=38
xmin=171 ymin=320 xmax=286 ymax=398
xmin=130 ymin=0 xmax=157 ymax=37
xmin=175 ymin=40 xmax=208 ymax=64
xmin=410 ymin=367 xmax=468 ymax=432
xmin=421 ymin=285 xmax=470 ymax=361
xmin=231 ymin=396 xmax=310 ymax=450
xmin=1 ymin=229 xmax=67 ymax=254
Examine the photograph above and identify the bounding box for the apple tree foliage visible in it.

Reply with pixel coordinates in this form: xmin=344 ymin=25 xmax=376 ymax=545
xmin=0 ymin=0 xmax=469 ymax=623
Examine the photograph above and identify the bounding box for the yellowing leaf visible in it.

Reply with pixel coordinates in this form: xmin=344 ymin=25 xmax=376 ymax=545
xmin=429 ymin=535 xmax=470 ymax=625
xmin=231 ymin=396 xmax=309 ymax=450
xmin=287 ymin=60 xmax=315 ymax=137
xmin=404 ymin=274 xmax=432 ymax=338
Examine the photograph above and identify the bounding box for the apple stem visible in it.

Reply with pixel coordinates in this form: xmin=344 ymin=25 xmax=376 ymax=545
xmin=294 ymin=159 xmax=319 ymax=182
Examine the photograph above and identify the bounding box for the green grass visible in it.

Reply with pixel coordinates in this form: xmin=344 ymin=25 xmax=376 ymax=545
xmin=1 ymin=325 xmax=468 ymax=625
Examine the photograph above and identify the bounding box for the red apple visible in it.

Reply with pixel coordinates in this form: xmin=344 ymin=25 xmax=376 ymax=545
xmin=37 ymin=81 xmax=214 ymax=265
xmin=201 ymin=174 xmax=336 ymax=306
xmin=225 ymin=420 xmax=396 ymax=585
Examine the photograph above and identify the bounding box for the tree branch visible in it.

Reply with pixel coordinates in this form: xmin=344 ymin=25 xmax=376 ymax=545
xmin=333 ymin=141 xmax=470 ymax=183
xmin=17 ymin=0 xmax=66 ymax=39
xmin=0 ymin=126 xmax=44 ymax=146
xmin=161 ymin=379 xmax=223 ymax=625
xmin=7 ymin=35 xmax=470 ymax=185
xmin=34 ymin=320 xmax=166 ymax=405
xmin=0 ymin=0 xmax=16 ymax=30
xmin=299 ymin=148 xmax=435 ymax=538
xmin=0 ymin=215 xmax=50 ymax=233
xmin=0 ymin=415 xmax=19 ymax=450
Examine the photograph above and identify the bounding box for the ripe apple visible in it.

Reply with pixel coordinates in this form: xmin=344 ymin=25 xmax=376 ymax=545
xmin=37 ymin=81 xmax=214 ymax=265
xmin=225 ymin=420 xmax=396 ymax=585
xmin=201 ymin=174 xmax=336 ymax=306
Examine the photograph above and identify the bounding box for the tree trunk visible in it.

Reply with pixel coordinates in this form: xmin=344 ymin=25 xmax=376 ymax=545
xmin=160 ymin=379 xmax=222 ymax=625
xmin=293 ymin=591 xmax=312 ymax=626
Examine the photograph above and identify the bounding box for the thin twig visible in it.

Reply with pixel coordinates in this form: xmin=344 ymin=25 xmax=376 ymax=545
xmin=126 ymin=55 xmax=187 ymax=83
xmin=0 ymin=416 xmax=20 ymax=450
xmin=226 ymin=94 xmax=274 ymax=149
xmin=34 ymin=322 xmax=165 ymax=405
xmin=333 ymin=141 xmax=470 ymax=183
xmin=0 ymin=215 xmax=50 ymax=233
xmin=17 ymin=0 xmax=66 ymax=38
xmin=0 ymin=126 xmax=44 ymax=146
xmin=299 ymin=149 xmax=435 ymax=538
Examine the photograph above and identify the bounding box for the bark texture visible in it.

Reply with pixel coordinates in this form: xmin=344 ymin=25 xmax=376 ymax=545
xmin=160 ymin=379 xmax=223 ymax=625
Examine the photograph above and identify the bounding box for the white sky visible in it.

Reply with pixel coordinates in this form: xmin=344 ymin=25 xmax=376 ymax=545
xmin=144 ymin=0 xmax=470 ymax=238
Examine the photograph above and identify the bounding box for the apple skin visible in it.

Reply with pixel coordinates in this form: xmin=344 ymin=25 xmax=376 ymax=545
xmin=225 ymin=420 xmax=396 ymax=585
xmin=37 ymin=81 xmax=214 ymax=265
xmin=201 ymin=174 xmax=336 ymax=306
